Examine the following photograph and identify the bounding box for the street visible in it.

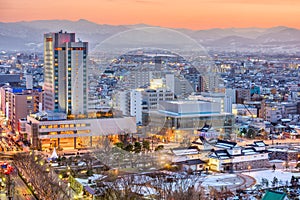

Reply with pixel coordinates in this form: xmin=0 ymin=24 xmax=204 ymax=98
xmin=10 ymin=168 xmax=37 ymax=200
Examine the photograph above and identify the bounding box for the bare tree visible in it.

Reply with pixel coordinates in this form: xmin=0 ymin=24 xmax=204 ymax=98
xmin=93 ymin=172 xmax=205 ymax=200
xmin=14 ymin=152 xmax=70 ymax=200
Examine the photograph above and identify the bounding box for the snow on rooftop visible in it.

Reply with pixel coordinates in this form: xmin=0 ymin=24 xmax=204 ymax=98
xmin=243 ymin=151 xmax=257 ymax=155
xmin=219 ymin=156 xmax=230 ymax=159
xmin=215 ymin=143 xmax=235 ymax=149
xmin=75 ymin=174 xmax=106 ymax=186
xmin=243 ymin=149 xmax=255 ymax=152
xmin=255 ymin=142 xmax=265 ymax=147
xmin=172 ymin=149 xmax=199 ymax=156
xmin=269 ymin=159 xmax=285 ymax=163
xmin=268 ymin=148 xmax=298 ymax=153
xmin=268 ymin=148 xmax=287 ymax=152
xmin=217 ymin=152 xmax=228 ymax=156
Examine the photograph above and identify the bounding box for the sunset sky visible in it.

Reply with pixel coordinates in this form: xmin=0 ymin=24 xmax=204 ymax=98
xmin=1 ymin=0 xmax=300 ymax=29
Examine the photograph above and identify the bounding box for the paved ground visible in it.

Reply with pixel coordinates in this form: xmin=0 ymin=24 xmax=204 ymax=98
xmin=235 ymin=173 xmax=256 ymax=190
xmin=201 ymin=171 xmax=256 ymax=192
xmin=11 ymin=169 xmax=37 ymax=200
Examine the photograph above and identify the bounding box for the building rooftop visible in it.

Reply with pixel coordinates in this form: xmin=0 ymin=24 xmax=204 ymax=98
xmin=262 ymin=190 xmax=287 ymax=200
xmin=215 ymin=139 xmax=237 ymax=149
xmin=172 ymin=149 xmax=199 ymax=156
xmin=30 ymin=111 xmax=67 ymax=121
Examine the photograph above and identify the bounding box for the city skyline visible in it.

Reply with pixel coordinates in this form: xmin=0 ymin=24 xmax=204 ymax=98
xmin=1 ymin=0 xmax=300 ymax=30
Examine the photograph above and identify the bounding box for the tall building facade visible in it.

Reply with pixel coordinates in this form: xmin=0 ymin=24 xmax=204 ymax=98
xmin=199 ymin=74 xmax=220 ymax=93
xmin=165 ymin=74 xmax=194 ymax=99
xmin=43 ymin=31 xmax=88 ymax=115
xmin=7 ymin=88 xmax=42 ymax=132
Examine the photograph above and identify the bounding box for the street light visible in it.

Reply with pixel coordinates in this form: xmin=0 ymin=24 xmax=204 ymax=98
xmin=59 ymin=174 xmax=63 ymax=179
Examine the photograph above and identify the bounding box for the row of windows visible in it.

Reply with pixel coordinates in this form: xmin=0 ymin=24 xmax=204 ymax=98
xmin=40 ymin=129 xmax=91 ymax=136
xmin=40 ymin=123 xmax=90 ymax=129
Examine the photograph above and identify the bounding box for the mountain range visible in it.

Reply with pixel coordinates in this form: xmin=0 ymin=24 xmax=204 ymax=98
xmin=1 ymin=19 xmax=300 ymax=53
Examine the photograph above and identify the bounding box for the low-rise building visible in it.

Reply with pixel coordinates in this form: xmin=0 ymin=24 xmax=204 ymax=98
xmin=144 ymin=100 xmax=234 ymax=142
xmin=208 ymin=140 xmax=270 ymax=172
xmin=26 ymin=112 xmax=136 ymax=150
xmin=6 ymin=88 xmax=42 ymax=132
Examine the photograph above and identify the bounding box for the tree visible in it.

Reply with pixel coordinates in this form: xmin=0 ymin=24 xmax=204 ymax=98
xmin=260 ymin=128 xmax=268 ymax=139
xmin=124 ymin=143 xmax=133 ymax=152
xmin=246 ymin=128 xmax=256 ymax=139
xmin=14 ymin=152 xmax=70 ymax=200
xmin=142 ymin=140 xmax=150 ymax=152
xmin=272 ymin=177 xmax=278 ymax=187
xmin=240 ymin=128 xmax=247 ymax=137
xmin=93 ymin=138 xmax=170 ymax=172
xmin=254 ymin=184 xmax=263 ymax=191
xmin=114 ymin=142 xmax=124 ymax=149
xmin=261 ymin=178 xmax=269 ymax=188
xmin=296 ymin=162 xmax=300 ymax=171
xmin=134 ymin=142 xmax=142 ymax=153
xmin=155 ymin=145 xmax=164 ymax=151
xmin=291 ymin=176 xmax=298 ymax=187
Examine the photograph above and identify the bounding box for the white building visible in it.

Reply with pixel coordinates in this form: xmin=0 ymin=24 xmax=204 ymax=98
xmin=200 ymin=74 xmax=220 ymax=93
xmin=165 ymin=73 xmax=194 ymax=99
xmin=208 ymin=140 xmax=269 ymax=172
xmin=114 ymin=90 xmax=130 ymax=116
xmin=142 ymin=88 xmax=174 ymax=110
xmin=188 ymin=92 xmax=232 ymax=113
xmin=130 ymin=90 xmax=143 ymax=124
xmin=115 ymin=87 xmax=174 ymax=124
xmin=146 ymin=100 xmax=234 ymax=142
xmin=43 ymin=31 xmax=88 ymax=115
xmin=225 ymin=88 xmax=236 ymax=104
xmin=265 ymin=106 xmax=283 ymax=123
xmin=129 ymin=71 xmax=152 ymax=89
xmin=232 ymin=104 xmax=258 ymax=117
xmin=26 ymin=112 xmax=136 ymax=150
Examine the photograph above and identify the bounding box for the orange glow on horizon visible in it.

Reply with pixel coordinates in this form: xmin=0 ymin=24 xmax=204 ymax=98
xmin=1 ymin=0 xmax=300 ymax=30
